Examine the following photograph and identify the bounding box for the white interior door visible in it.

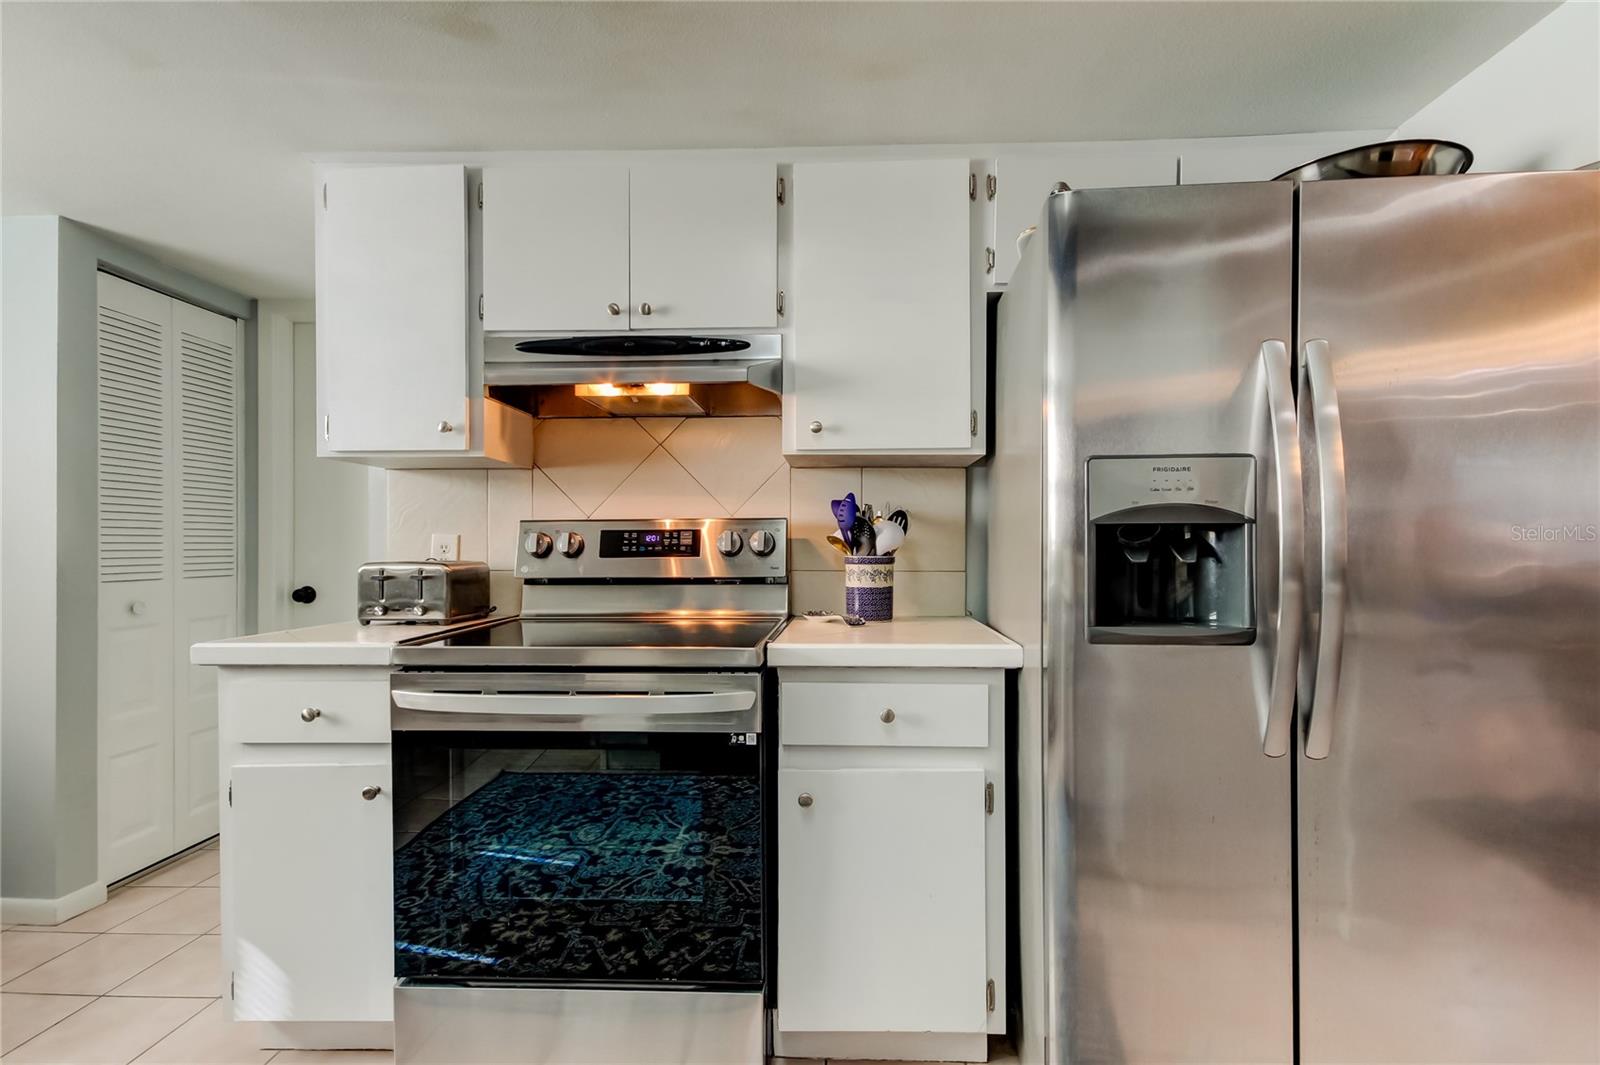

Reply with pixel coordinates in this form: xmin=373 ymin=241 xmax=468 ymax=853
xmin=231 ymin=761 xmax=393 ymax=1022
xmin=481 ymin=164 xmax=630 ymax=332
xmin=291 ymin=323 xmax=370 ymax=625
xmin=629 ymin=160 xmax=777 ymax=329
xmin=790 ymin=159 xmax=973 ymax=452
xmin=171 ymin=299 xmax=239 ymax=849
xmin=777 ymin=766 xmax=988 ymax=1034
xmin=97 ymin=273 xmax=178 ymax=881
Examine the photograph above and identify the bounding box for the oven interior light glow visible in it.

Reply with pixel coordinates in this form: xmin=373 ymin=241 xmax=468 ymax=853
xmin=574 ymin=382 xmax=690 ymax=399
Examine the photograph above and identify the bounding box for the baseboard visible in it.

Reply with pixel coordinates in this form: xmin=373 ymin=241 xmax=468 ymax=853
xmin=1 ymin=881 xmax=107 ymax=926
xmin=259 ymin=1021 xmax=393 ymax=1051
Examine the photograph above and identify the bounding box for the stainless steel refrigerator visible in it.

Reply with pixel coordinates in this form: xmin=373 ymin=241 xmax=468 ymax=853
xmin=986 ymin=171 xmax=1599 ymax=1064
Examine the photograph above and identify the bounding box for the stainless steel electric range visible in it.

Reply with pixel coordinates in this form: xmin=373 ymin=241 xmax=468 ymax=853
xmin=387 ymin=518 xmax=787 ymax=1065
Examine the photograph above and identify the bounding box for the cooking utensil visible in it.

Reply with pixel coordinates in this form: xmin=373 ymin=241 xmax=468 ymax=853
xmin=831 ymin=494 xmax=858 ymax=546
xmin=874 ymin=521 xmax=906 ymax=555
xmin=803 ymin=609 xmax=867 ymax=627
xmin=825 ymin=532 xmax=851 ymax=556
xmin=886 ymin=509 xmax=909 ymax=534
xmin=1273 ymin=139 xmax=1472 ymax=182
xmin=851 ymin=513 xmax=876 ymax=556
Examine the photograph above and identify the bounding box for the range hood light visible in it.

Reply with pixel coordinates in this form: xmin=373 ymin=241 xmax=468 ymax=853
xmin=574 ymin=382 xmax=690 ymax=400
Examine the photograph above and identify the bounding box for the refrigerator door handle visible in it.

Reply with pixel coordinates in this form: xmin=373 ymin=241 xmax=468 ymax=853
xmin=1260 ymin=340 xmax=1302 ymax=757
xmin=1300 ymin=338 xmax=1348 ymax=759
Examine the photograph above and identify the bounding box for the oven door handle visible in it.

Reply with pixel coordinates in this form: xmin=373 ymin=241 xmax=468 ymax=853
xmin=391 ymin=688 xmax=757 ymax=717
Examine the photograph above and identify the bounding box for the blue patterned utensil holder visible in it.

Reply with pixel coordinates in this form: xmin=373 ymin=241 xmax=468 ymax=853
xmin=843 ymin=555 xmax=895 ymax=621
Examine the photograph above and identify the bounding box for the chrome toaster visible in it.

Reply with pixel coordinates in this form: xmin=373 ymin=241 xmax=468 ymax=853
xmin=357 ymin=560 xmax=492 ymax=624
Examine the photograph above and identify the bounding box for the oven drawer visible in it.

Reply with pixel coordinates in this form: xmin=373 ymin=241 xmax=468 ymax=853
xmin=780 ymin=680 xmax=988 ymax=748
xmin=233 ymin=675 xmax=391 ymax=744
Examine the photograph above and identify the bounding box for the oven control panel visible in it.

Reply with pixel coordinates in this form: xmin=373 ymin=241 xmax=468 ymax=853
xmin=516 ymin=518 xmax=787 ymax=582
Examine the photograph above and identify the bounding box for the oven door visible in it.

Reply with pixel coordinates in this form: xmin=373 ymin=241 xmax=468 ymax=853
xmin=389 ymin=671 xmax=765 ymax=992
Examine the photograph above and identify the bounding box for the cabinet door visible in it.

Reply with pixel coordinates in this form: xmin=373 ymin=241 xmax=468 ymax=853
xmin=316 ymin=165 xmax=469 ymax=453
xmin=777 ymin=767 xmax=987 ymax=1033
xmin=482 ymin=164 xmax=630 ymax=332
xmin=630 ymin=161 xmax=777 ymax=329
xmin=791 ymin=160 xmax=973 ymax=453
xmin=993 ymin=151 xmax=1176 ymax=284
xmin=231 ymin=762 xmax=392 ymax=1022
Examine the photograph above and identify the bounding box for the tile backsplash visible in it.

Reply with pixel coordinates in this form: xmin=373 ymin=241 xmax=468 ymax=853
xmin=386 ymin=416 xmax=967 ymax=618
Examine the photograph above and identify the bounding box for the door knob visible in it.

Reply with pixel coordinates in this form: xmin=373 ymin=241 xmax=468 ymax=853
xmin=437 ymin=421 xmax=454 ymax=433
xmin=291 ymin=586 xmax=316 ymax=604
xmin=880 ymin=708 xmax=896 ymax=723
xmin=361 ymin=785 xmax=382 ymax=801
xmin=797 ymin=793 xmax=814 ymax=808
xmin=300 ymin=707 xmax=322 ymax=722
xmin=639 ymin=302 xmax=653 ymax=316
xmin=128 ymin=600 xmax=147 ymax=616
xmin=607 ymin=302 xmax=622 ymax=317
xmin=808 ymin=421 xmax=823 ymax=434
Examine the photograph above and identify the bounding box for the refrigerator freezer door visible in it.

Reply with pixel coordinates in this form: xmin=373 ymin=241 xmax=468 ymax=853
xmin=1037 ymin=182 xmax=1295 ymax=1063
xmin=1297 ymin=171 xmax=1600 ymax=1064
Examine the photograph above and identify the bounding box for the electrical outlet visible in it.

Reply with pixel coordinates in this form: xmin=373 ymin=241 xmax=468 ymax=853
xmin=429 ymin=534 xmax=460 ymax=561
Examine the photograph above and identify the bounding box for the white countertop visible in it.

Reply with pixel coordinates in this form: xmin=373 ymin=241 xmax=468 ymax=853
xmin=768 ymin=616 xmax=1022 ymax=669
xmin=190 ymin=620 xmax=480 ymax=667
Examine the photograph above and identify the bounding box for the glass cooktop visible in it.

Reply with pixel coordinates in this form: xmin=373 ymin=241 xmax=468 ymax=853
xmin=392 ymin=615 xmax=787 ymax=670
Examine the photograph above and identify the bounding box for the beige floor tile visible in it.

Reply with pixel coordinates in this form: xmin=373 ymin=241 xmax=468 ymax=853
xmin=1 ymin=992 xmax=96 ymax=1054
xmin=0 ymin=931 xmax=97 ymax=982
xmin=4 ymin=933 xmax=194 ymax=995
xmin=268 ymin=1052 xmax=394 ymax=1064
xmin=135 ymin=850 xmax=220 ymax=888
xmin=2 ymin=995 xmax=206 ymax=1064
xmin=133 ymin=998 xmax=272 ymax=1064
xmin=34 ymin=887 xmax=184 ymax=934
xmin=110 ymin=889 xmax=219 ymax=935
xmin=201 ymin=838 xmax=220 ymax=851
xmin=108 ymin=935 xmax=222 ymax=998
xmin=198 ymin=874 xmax=220 ymax=887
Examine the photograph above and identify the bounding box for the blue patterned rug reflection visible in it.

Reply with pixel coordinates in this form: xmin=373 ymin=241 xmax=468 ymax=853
xmin=394 ymin=770 xmax=762 ymax=985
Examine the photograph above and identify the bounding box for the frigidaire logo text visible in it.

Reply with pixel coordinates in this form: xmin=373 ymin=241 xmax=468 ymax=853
xmin=1152 ymin=465 xmax=1192 ymax=473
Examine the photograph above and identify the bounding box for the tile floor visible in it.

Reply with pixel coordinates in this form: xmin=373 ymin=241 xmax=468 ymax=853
xmin=0 ymin=840 xmax=388 ymax=1065
xmin=2 ymin=839 xmax=1011 ymax=1064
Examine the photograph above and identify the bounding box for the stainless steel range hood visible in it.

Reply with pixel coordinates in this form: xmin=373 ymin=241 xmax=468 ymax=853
xmin=483 ymin=334 xmax=782 ymax=397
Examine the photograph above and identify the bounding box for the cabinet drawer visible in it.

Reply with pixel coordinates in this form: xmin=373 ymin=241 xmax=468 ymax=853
xmin=233 ymin=676 xmax=390 ymax=744
xmin=781 ymin=681 xmax=987 ymax=748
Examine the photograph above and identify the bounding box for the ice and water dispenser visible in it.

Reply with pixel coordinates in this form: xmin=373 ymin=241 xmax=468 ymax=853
xmin=1086 ymin=456 xmax=1256 ymax=644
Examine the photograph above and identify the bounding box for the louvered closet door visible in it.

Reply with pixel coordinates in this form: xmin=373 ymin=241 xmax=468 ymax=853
xmin=97 ymin=274 xmax=178 ymax=880
xmin=171 ymin=300 xmax=239 ymax=849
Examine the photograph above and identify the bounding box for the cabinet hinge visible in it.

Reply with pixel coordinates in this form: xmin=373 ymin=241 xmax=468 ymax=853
xmin=227 ymin=781 xmax=232 ymax=807
xmin=971 ymin=410 xmax=979 ymax=438
xmin=323 ymin=414 xmax=330 ymax=442
xmin=776 ymin=175 xmax=786 ymax=205
xmin=478 ymin=294 xmax=484 ymax=321
xmin=987 ymin=978 xmax=996 ymax=1012
xmin=477 ymin=182 xmax=483 ymax=209
xmin=986 ymin=173 xmax=997 ymax=201
xmin=969 ymin=172 xmax=978 ymax=201
xmin=985 ymin=247 xmax=996 ymax=274
xmin=777 ymin=290 xmax=786 ymax=318
xmin=984 ymin=780 xmax=993 ymax=814
xmin=230 ymin=972 xmax=235 ymax=1000
xmin=321 ymin=182 xmax=327 ymax=209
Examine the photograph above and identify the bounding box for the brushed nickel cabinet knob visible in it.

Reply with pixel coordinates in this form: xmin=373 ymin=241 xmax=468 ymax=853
xmin=880 ymin=708 xmax=896 ymax=723
xmin=797 ymin=793 xmax=814 ymax=808
xmin=300 ymin=707 xmax=322 ymax=723
xmin=639 ymin=302 xmax=653 ymax=316
xmin=607 ymin=302 xmax=622 ymax=316
xmin=437 ymin=421 xmax=454 ymax=433
xmin=808 ymin=421 xmax=823 ymax=434
xmin=361 ymin=785 xmax=382 ymax=801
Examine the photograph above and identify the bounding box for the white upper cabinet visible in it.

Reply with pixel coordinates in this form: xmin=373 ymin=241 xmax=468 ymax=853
xmin=630 ymin=161 xmax=778 ymax=329
xmin=481 ymin=160 xmax=777 ymax=332
xmin=992 ymin=151 xmax=1177 ymax=284
xmin=482 ymin=164 xmax=630 ymax=333
xmin=789 ymin=158 xmax=978 ymax=461
xmin=316 ymin=164 xmax=470 ymax=453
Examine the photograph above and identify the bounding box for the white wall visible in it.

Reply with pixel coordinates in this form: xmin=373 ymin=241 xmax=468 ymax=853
xmin=1393 ymin=1 xmax=1599 ymax=173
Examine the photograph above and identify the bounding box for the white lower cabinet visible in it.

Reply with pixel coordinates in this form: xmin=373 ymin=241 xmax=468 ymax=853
xmin=231 ymin=761 xmax=393 ymax=1023
xmin=778 ymin=767 xmax=987 ymax=1033
xmin=776 ymin=667 xmax=1006 ymax=1062
xmin=218 ymin=667 xmax=394 ymax=1044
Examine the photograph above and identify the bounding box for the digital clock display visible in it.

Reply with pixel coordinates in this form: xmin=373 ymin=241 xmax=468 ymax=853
xmin=599 ymin=529 xmax=700 ymax=557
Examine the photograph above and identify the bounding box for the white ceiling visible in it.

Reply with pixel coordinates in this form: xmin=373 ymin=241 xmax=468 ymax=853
xmin=1 ymin=1 xmax=1555 ymax=301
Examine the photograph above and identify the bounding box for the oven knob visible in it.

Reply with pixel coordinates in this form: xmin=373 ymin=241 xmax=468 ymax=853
xmin=555 ymin=531 xmax=585 ymax=558
xmin=525 ymin=531 xmax=553 ymax=559
xmin=748 ymin=530 xmax=778 ymax=557
xmin=717 ymin=530 xmax=745 ymax=557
